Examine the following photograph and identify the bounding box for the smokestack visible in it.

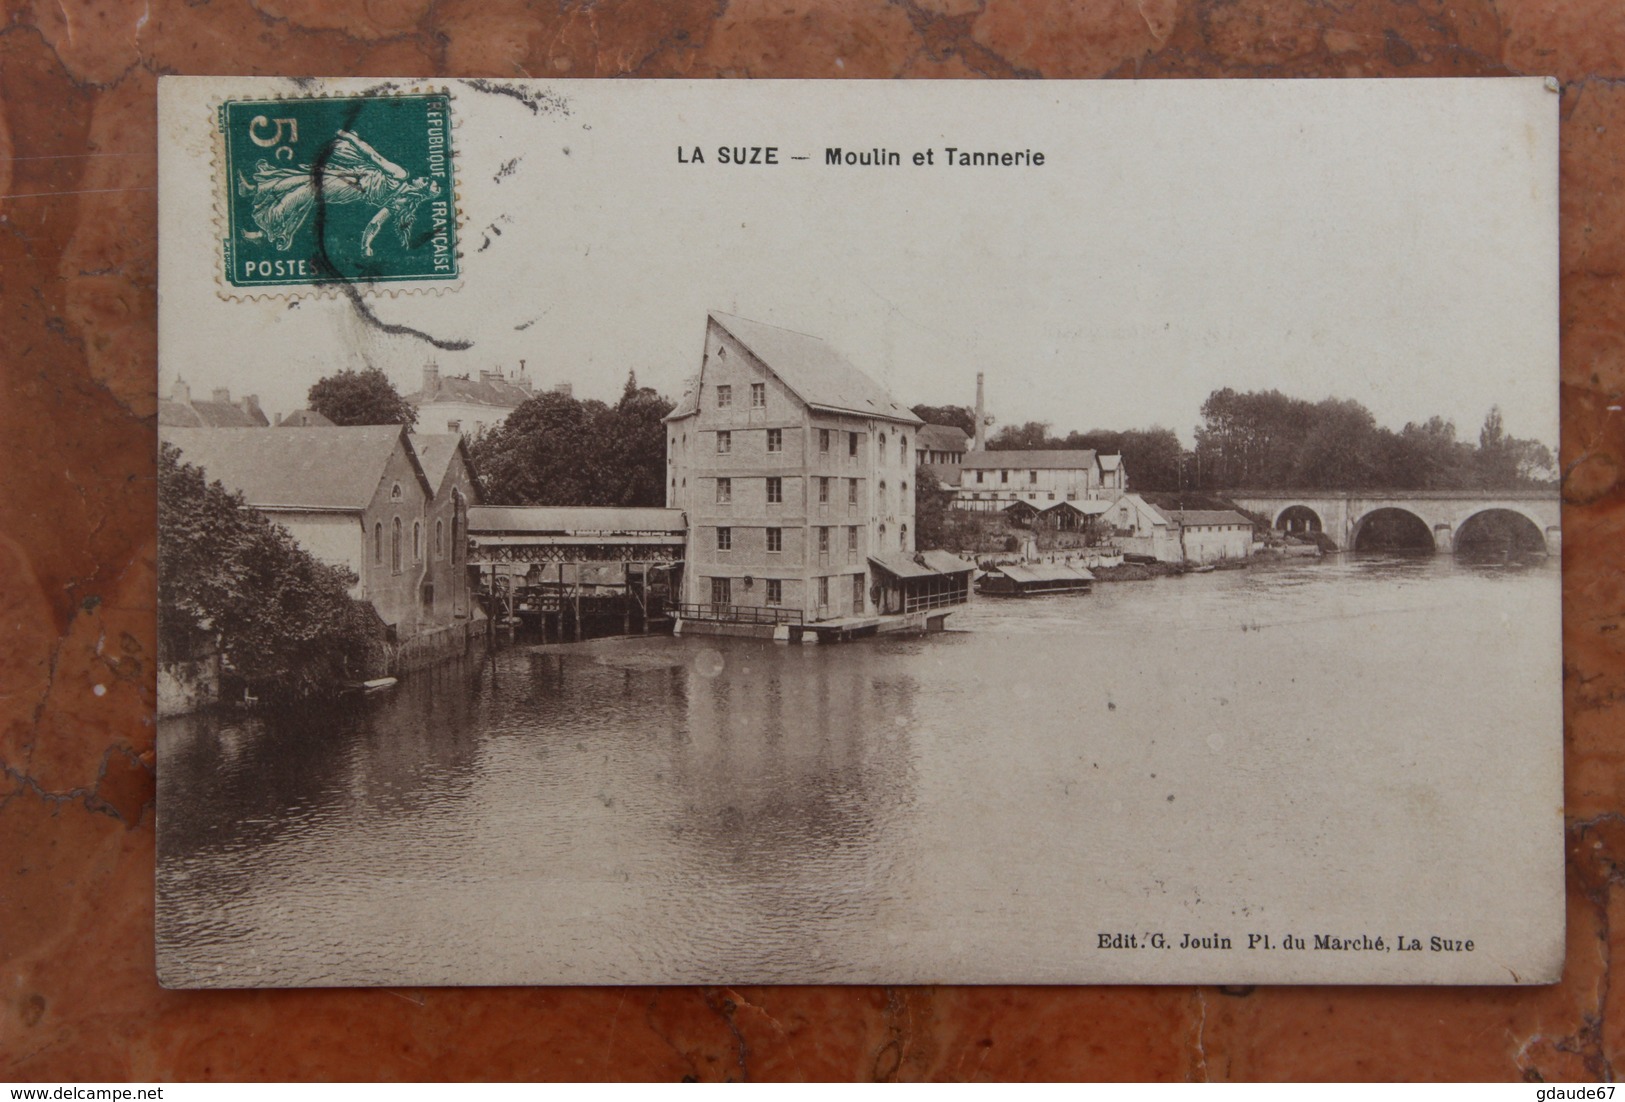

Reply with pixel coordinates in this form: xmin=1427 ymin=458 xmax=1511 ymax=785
xmin=423 ymin=361 xmax=441 ymax=394
xmin=974 ymin=372 xmax=986 ymax=451
xmin=172 ymin=377 xmax=191 ymax=405
xmin=211 ymin=387 xmax=231 ymax=404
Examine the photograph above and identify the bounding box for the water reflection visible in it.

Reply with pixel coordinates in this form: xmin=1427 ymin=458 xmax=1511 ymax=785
xmin=158 ymin=553 xmax=1561 ymax=986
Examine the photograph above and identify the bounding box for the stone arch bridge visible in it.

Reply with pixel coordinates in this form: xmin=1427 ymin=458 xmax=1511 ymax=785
xmin=1228 ymin=489 xmax=1561 ymax=554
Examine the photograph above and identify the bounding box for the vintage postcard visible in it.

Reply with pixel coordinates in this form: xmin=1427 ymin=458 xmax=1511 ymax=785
xmin=155 ymin=77 xmax=1562 ymax=986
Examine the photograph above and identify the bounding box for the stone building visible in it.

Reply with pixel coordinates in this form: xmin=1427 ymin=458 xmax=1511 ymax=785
xmin=664 ymin=313 xmax=924 ymax=623
xmin=406 ymin=361 xmax=545 ymax=437
xmin=953 ymin=449 xmax=1126 ymax=511
xmin=160 ymin=425 xmax=476 ymax=643
xmin=158 ymin=377 xmax=269 ymax=428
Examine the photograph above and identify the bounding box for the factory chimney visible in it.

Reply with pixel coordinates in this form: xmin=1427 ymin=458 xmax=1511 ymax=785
xmin=974 ymin=372 xmax=986 ymax=451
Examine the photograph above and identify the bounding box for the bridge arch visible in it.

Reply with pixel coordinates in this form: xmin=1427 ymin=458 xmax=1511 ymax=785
xmin=1453 ymin=507 xmax=1552 ymax=555
xmin=1350 ymin=507 xmax=1435 ymax=553
xmin=1275 ymin=504 xmax=1324 ymax=535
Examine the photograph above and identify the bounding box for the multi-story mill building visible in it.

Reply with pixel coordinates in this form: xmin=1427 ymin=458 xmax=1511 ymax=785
xmin=665 ymin=313 xmax=927 ymax=623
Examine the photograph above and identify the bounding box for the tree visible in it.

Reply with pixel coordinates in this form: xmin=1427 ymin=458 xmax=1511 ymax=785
xmin=471 ymin=372 xmax=675 ymax=507
xmin=308 ymin=367 xmax=418 ymax=427
xmin=987 ymin=421 xmax=1055 ymax=450
xmin=910 ymin=404 xmax=978 ymax=438
xmin=159 ymin=444 xmax=387 ymax=702
xmin=913 ymin=467 xmax=955 ymax=549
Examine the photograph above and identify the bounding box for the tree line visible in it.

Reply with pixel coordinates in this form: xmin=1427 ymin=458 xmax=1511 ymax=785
xmin=1189 ymin=389 xmax=1554 ymax=492
xmin=913 ymin=390 xmax=1555 ymax=493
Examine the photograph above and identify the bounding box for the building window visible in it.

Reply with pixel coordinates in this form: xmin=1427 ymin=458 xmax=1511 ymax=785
xmin=716 ymin=430 xmax=731 ymax=454
xmin=670 ymin=437 xmax=676 ymax=453
xmin=879 ymin=432 xmax=887 ymax=457
xmin=391 ymin=482 xmax=403 ymax=501
xmin=879 ymin=522 xmax=886 ymax=541
xmin=976 ymin=470 xmax=985 ymax=484
xmin=435 ymin=519 xmax=444 ymax=558
xmin=767 ymin=428 xmax=782 ymax=453
xmin=421 ymin=582 xmax=434 ymax=611
xmin=716 ymin=477 xmax=731 ymax=504
xmin=711 ymin=577 xmax=731 ymax=607
xmin=847 ymin=526 xmax=858 ymax=552
xmin=391 ymin=517 xmax=402 ymax=573
xmin=819 ymin=527 xmax=830 ymax=553
xmin=767 ymin=527 xmax=782 ymax=553
xmin=1001 ymin=470 xmax=1009 ymax=483
xmin=820 ymin=429 xmax=830 ymax=453
xmin=818 ymin=576 xmax=830 ymax=607
xmin=766 ymin=477 xmax=782 ymax=504
xmin=374 ymin=522 xmax=383 ymax=564
xmin=900 ymin=523 xmax=908 ymax=550
xmin=1048 ymin=493 xmax=1056 ymax=501
xmin=413 ymin=521 xmax=422 ymax=561
xmin=901 ymin=481 xmax=908 ymax=496
xmin=900 ymin=437 xmax=907 ymax=462
xmin=1030 ymin=470 xmax=1038 ymax=484
xmin=819 ymin=477 xmax=830 ymax=504
xmin=717 ymin=526 xmax=732 ymax=551
xmin=716 ymin=385 xmax=732 ymax=408
xmin=849 ymin=432 xmax=858 ymax=457
xmin=447 ymin=420 xmax=460 ymax=434
xmin=766 ymin=579 xmax=782 ymax=605
xmin=751 ymin=382 xmax=765 ymax=408
xmin=848 ymin=479 xmax=858 ymax=506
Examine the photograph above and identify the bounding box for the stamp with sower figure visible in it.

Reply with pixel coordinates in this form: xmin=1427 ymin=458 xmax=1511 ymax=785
xmin=219 ymin=92 xmax=458 ymax=289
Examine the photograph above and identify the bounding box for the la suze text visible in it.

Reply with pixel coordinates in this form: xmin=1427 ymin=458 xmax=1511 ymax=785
xmin=676 ymin=146 xmax=1046 ymax=167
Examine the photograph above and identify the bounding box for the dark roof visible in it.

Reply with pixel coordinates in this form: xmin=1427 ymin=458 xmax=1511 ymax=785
xmin=1158 ymin=509 xmax=1253 ymax=528
xmin=158 ymin=399 xmax=269 ymax=429
xmin=705 ymin=313 xmax=922 ymax=425
xmin=917 ymin=424 xmax=970 ymax=452
xmin=407 ymin=372 xmax=532 ymax=410
xmin=961 ymin=449 xmax=1099 ymax=470
xmin=868 ymin=550 xmax=974 ymax=580
xmin=161 ymin=426 xmax=427 ymax=511
xmin=278 ymin=409 xmax=335 ymax=428
xmin=408 ymin=433 xmax=468 ymax=495
xmin=468 ymin=506 xmax=686 ymax=534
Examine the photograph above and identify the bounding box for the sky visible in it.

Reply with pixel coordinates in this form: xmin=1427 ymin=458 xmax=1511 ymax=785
xmin=160 ymin=78 xmax=1560 ymax=449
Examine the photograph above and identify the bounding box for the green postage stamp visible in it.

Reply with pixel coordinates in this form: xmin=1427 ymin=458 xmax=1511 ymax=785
xmin=219 ymin=91 xmax=458 ymax=289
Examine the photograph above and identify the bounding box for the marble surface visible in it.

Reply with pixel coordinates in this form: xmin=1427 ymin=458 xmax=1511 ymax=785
xmin=2 ymin=0 xmax=1623 ymax=1081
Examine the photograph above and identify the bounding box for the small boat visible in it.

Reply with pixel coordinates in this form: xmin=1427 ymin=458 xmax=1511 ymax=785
xmin=976 ymin=562 xmax=1095 ymax=597
xmin=1188 ymin=564 xmax=1217 ymax=574
xmin=360 ymin=677 xmax=398 ymax=693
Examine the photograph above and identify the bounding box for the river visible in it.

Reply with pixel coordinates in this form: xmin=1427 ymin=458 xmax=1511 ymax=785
xmin=157 ymin=554 xmax=1563 ymax=986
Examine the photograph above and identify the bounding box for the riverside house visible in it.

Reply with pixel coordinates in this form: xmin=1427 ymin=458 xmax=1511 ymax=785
xmin=666 ymin=313 xmax=966 ymax=630
xmin=161 ymin=425 xmax=478 ymax=648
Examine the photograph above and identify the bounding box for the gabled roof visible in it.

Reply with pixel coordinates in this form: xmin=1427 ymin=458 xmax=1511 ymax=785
xmin=158 ymin=399 xmax=269 ymax=429
xmin=161 ymin=425 xmax=429 ymax=512
xmin=1098 ymin=454 xmax=1122 ymax=471
xmin=917 ymin=424 xmax=970 ymax=452
xmin=408 ymin=433 xmax=481 ymax=498
xmin=707 ymin=313 xmax=922 ymax=425
xmin=962 ymin=449 xmax=1098 ymax=470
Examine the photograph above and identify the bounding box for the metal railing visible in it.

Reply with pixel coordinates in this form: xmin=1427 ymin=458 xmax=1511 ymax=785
xmin=675 ymin=602 xmax=804 ymax=626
